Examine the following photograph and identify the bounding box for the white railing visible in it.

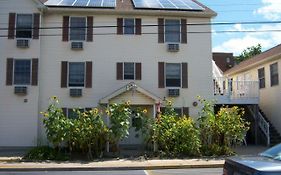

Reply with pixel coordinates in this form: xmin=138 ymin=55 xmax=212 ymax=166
xmin=258 ymin=112 xmax=270 ymax=146
xmin=249 ymin=107 xmax=270 ymax=146
xmin=214 ymin=78 xmax=259 ymax=99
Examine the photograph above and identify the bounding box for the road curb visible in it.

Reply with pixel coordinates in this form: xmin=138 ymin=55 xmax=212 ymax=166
xmin=0 ymin=163 xmax=224 ymax=172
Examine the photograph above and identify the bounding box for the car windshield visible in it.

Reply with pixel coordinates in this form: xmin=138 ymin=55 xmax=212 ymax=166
xmin=260 ymin=143 xmax=281 ymax=161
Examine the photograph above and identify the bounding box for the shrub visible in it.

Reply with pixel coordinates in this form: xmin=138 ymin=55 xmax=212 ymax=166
xmin=197 ymin=97 xmax=250 ymax=156
xmin=24 ymin=146 xmax=69 ymax=161
xmin=153 ymin=105 xmax=201 ymax=157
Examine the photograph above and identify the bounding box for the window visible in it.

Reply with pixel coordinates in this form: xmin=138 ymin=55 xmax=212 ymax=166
xmin=70 ymin=17 xmax=86 ymax=41
xmin=270 ymin=62 xmax=279 ymax=86
xmin=166 ymin=63 xmax=181 ymax=87
xmin=124 ymin=62 xmax=135 ymax=80
xmin=16 ymin=14 xmax=32 ymax=38
xmin=258 ymin=67 xmax=265 ymax=89
xmin=14 ymin=60 xmax=31 ymax=85
xmin=67 ymin=108 xmax=84 ymax=119
xmin=69 ymin=62 xmax=85 ymax=87
xmin=165 ymin=19 xmax=180 ymax=43
xmin=124 ymin=18 xmax=135 ymax=34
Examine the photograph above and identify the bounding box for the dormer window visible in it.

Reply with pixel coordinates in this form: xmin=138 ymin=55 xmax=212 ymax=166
xmin=16 ymin=14 xmax=32 ymax=38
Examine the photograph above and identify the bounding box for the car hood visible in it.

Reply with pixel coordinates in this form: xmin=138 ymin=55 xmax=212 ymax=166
xmin=228 ymin=155 xmax=281 ymax=172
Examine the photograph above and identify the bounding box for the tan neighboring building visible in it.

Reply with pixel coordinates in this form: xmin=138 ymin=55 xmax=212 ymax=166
xmin=224 ymin=44 xmax=281 ymax=146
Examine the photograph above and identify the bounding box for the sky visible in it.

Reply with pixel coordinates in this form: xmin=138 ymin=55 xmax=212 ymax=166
xmin=199 ymin=0 xmax=281 ymax=56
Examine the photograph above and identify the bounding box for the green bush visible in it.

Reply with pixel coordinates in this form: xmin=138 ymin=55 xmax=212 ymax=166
xmin=24 ymin=146 xmax=69 ymax=161
xmin=153 ymin=103 xmax=201 ymax=157
xmin=197 ymin=97 xmax=250 ymax=156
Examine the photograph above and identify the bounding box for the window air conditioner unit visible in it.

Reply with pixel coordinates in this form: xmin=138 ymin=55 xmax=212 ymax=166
xmin=168 ymin=89 xmax=180 ymax=97
xmin=71 ymin=42 xmax=83 ymax=50
xmin=167 ymin=43 xmax=179 ymax=52
xmin=16 ymin=39 xmax=29 ymax=48
xmin=14 ymin=86 xmax=27 ymax=95
xmin=69 ymin=88 xmax=82 ymax=97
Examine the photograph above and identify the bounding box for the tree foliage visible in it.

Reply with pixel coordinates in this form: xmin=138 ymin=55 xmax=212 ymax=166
xmin=236 ymin=44 xmax=262 ymax=63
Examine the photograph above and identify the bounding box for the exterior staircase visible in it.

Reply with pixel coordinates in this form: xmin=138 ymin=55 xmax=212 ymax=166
xmin=259 ymin=108 xmax=281 ymax=146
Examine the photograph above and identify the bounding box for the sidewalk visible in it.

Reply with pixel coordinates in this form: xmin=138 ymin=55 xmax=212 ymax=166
xmin=0 ymin=145 xmax=267 ymax=171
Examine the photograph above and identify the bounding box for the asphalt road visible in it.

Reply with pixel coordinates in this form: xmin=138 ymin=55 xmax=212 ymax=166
xmin=0 ymin=168 xmax=222 ymax=175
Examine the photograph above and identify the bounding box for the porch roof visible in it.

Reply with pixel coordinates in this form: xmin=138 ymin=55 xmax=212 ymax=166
xmin=99 ymin=82 xmax=162 ymax=104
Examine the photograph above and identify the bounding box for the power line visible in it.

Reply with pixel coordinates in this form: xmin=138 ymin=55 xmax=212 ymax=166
xmin=0 ymin=29 xmax=281 ymax=38
xmin=0 ymin=20 xmax=280 ymax=31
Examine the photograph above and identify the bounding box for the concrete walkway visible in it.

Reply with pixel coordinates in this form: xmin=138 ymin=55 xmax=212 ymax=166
xmin=0 ymin=145 xmax=268 ymax=171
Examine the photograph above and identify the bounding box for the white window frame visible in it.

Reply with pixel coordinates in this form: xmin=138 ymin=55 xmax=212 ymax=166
xmin=258 ymin=67 xmax=265 ymax=89
xmin=123 ymin=18 xmax=135 ymax=35
xmin=69 ymin=16 xmax=87 ymax=41
xmin=68 ymin=62 xmax=86 ymax=87
xmin=13 ymin=59 xmax=32 ymax=85
xmin=165 ymin=63 xmax=182 ymax=88
xmin=16 ymin=14 xmax=33 ymax=39
xmin=164 ymin=19 xmax=181 ymax=43
xmin=123 ymin=62 xmax=136 ymax=80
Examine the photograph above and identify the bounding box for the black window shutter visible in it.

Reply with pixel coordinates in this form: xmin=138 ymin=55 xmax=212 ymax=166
xmin=87 ymin=16 xmax=93 ymax=42
xmin=86 ymin=61 xmax=92 ymax=88
xmin=31 ymin=58 xmax=39 ymax=86
xmin=61 ymin=61 xmax=68 ymax=88
xmin=182 ymin=107 xmax=189 ymax=116
xmin=182 ymin=62 xmax=188 ymax=88
xmin=135 ymin=18 xmax=142 ymax=35
xmin=33 ymin=13 xmax=40 ymax=39
xmin=181 ymin=19 xmax=187 ymax=44
xmin=158 ymin=62 xmax=165 ymax=88
xmin=117 ymin=62 xmax=123 ymax=80
xmin=8 ymin=13 xmax=16 ymax=39
xmin=117 ymin=18 xmax=123 ymax=35
xmin=62 ymin=16 xmax=69 ymax=41
xmin=135 ymin=63 xmax=141 ymax=80
xmin=6 ymin=58 xmax=14 ymax=86
xmin=158 ymin=18 xmax=164 ymax=43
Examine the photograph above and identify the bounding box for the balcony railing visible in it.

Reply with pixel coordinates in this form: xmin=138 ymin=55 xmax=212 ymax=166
xmin=214 ymin=77 xmax=259 ymax=104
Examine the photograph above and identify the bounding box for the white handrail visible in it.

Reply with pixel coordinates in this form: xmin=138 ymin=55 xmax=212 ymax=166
xmin=249 ymin=107 xmax=270 ymax=146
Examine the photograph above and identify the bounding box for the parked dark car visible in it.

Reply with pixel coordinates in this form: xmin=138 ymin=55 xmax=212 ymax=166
xmin=223 ymin=143 xmax=281 ymax=175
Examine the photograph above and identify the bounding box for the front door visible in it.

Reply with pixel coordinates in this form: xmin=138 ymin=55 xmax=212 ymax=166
xmin=119 ymin=109 xmax=143 ymax=145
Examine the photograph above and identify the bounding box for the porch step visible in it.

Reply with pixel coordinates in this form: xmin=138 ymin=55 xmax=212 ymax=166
xmin=259 ymin=108 xmax=281 ymax=146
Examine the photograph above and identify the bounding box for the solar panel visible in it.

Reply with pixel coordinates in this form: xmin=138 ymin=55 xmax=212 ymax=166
xmin=132 ymin=0 xmax=204 ymax=10
xmin=44 ymin=0 xmax=116 ymax=8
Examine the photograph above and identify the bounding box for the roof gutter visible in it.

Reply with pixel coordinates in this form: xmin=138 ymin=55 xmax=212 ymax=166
xmin=44 ymin=7 xmax=216 ymax=18
xmin=225 ymin=53 xmax=281 ymax=76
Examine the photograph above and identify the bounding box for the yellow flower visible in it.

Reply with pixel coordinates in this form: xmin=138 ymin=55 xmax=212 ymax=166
xmin=93 ymin=108 xmax=99 ymax=114
xmin=125 ymin=101 xmax=130 ymax=106
xmin=105 ymin=110 xmax=111 ymax=116
xmin=167 ymin=100 xmax=172 ymax=106
xmin=143 ymin=109 xmax=147 ymax=114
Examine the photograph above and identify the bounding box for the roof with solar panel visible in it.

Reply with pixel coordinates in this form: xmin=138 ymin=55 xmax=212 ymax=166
xmin=44 ymin=0 xmax=210 ymax=12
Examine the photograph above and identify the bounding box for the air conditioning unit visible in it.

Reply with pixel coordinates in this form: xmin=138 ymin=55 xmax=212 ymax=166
xmin=69 ymin=88 xmax=82 ymax=97
xmin=168 ymin=89 xmax=180 ymax=97
xmin=16 ymin=39 xmax=29 ymax=48
xmin=167 ymin=43 xmax=179 ymax=52
xmin=14 ymin=86 xmax=27 ymax=95
xmin=71 ymin=42 xmax=83 ymax=50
